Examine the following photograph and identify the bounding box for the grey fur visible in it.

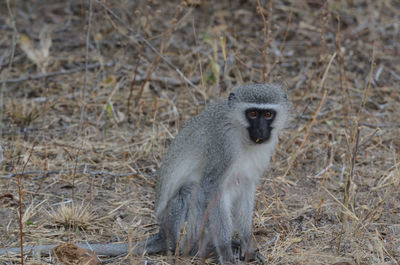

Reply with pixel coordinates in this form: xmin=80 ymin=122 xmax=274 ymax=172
xmin=142 ymin=83 xmax=290 ymax=264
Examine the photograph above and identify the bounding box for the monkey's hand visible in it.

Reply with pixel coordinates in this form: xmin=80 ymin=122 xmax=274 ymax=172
xmin=251 ymin=248 xmax=266 ymax=265
xmin=232 ymin=240 xmax=265 ymax=265
xmin=240 ymin=248 xmax=265 ymax=265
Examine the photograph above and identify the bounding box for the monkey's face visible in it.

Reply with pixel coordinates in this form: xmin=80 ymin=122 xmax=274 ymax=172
xmin=245 ymin=108 xmax=276 ymax=144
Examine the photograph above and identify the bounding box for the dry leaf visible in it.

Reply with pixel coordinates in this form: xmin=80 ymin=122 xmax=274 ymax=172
xmin=53 ymin=243 xmax=100 ymax=265
xmin=19 ymin=26 xmax=52 ymax=72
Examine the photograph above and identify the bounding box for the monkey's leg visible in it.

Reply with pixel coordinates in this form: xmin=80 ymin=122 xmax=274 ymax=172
xmin=236 ymin=203 xmax=254 ymax=261
xmin=134 ymin=232 xmax=167 ymax=255
xmin=136 ymin=184 xmax=193 ymax=256
xmin=232 ymin=191 xmax=265 ymax=264
xmin=161 ymin=183 xmax=193 ymax=253
xmin=209 ymin=201 xmax=235 ymax=265
xmin=232 ymin=190 xmax=255 ymax=258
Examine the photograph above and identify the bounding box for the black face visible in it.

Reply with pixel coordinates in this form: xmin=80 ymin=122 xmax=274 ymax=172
xmin=245 ymin=108 xmax=276 ymax=144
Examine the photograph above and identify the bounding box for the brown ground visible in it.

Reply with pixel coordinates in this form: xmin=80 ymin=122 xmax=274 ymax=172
xmin=0 ymin=0 xmax=399 ymax=264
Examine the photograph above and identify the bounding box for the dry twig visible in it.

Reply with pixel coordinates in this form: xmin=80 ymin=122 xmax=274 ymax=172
xmin=0 ymin=61 xmax=115 ymax=84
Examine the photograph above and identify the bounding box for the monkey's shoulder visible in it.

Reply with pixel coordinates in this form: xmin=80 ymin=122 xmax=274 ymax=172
xmin=182 ymin=101 xmax=229 ymax=127
xmin=171 ymin=102 xmax=231 ymax=146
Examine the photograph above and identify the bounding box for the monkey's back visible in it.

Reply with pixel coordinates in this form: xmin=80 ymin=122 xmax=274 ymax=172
xmin=154 ymin=101 xmax=234 ymax=219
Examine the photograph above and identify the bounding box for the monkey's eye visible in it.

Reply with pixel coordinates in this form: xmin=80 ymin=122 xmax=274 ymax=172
xmin=248 ymin=111 xmax=258 ymax=119
xmin=264 ymin=111 xmax=274 ymax=119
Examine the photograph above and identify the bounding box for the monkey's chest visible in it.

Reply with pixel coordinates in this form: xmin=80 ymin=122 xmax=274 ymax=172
xmin=222 ymin=148 xmax=269 ymax=202
xmin=232 ymin=146 xmax=270 ymax=180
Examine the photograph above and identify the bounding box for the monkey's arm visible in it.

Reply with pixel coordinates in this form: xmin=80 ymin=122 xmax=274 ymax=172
xmin=0 ymin=242 xmax=129 ymax=257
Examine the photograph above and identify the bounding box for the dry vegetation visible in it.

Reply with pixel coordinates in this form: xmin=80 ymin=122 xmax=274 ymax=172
xmin=0 ymin=0 xmax=399 ymax=264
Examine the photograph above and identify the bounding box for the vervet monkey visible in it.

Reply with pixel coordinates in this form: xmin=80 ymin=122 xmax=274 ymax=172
xmin=0 ymin=84 xmax=289 ymax=263
xmin=139 ymin=83 xmax=290 ymax=264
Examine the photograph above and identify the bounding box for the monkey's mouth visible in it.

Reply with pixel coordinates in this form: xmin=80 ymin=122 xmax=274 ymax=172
xmin=252 ymin=137 xmax=267 ymax=144
xmin=248 ymin=127 xmax=273 ymax=144
xmin=249 ymin=134 xmax=269 ymax=144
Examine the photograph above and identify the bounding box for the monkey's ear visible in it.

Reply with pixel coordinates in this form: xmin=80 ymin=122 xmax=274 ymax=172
xmin=228 ymin=92 xmax=237 ymax=107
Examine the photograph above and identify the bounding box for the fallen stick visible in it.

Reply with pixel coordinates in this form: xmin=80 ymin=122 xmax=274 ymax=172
xmin=1 ymin=169 xmax=136 ymax=179
xmin=0 ymin=242 xmax=129 ymax=257
xmin=359 ymin=122 xmax=400 ymax=128
xmin=0 ymin=61 xmax=115 ymax=84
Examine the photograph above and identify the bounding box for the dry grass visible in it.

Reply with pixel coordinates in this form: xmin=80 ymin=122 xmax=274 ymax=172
xmin=48 ymin=203 xmax=96 ymax=230
xmin=0 ymin=0 xmax=399 ymax=264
